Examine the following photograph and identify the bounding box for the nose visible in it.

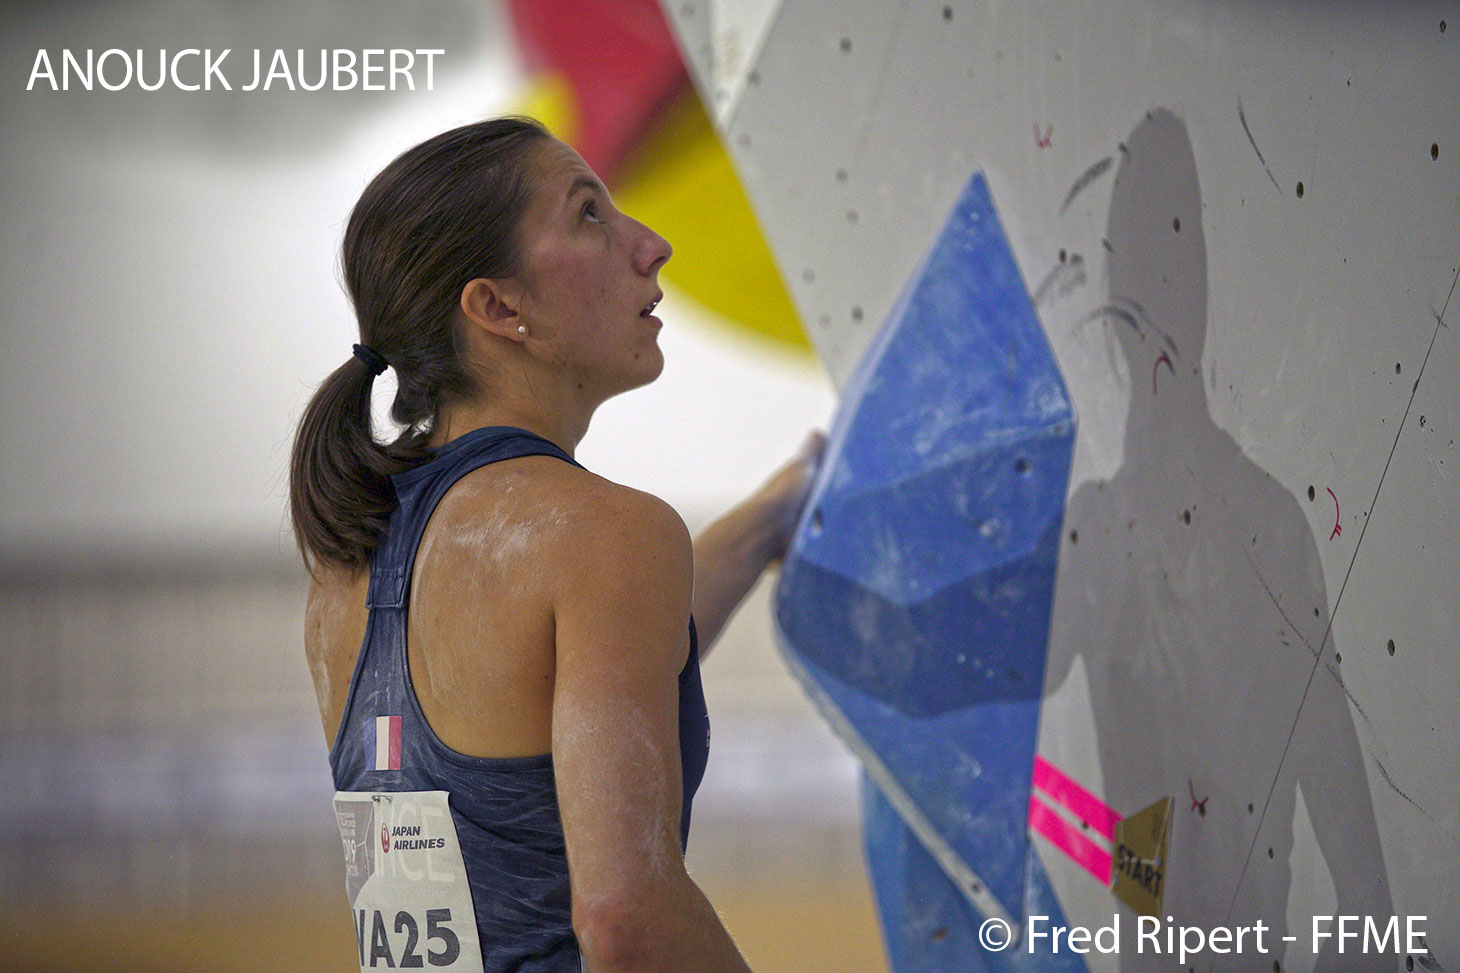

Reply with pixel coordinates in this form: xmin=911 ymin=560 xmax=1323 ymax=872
xmin=633 ymin=219 xmax=672 ymax=276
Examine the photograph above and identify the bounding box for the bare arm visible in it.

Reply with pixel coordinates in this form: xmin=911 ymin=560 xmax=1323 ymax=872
xmin=551 ymin=488 xmax=751 ymax=972
xmin=691 ymin=431 xmax=825 ymax=659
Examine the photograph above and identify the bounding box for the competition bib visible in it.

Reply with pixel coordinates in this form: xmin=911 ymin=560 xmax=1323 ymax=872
xmin=333 ymin=790 xmax=483 ymax=971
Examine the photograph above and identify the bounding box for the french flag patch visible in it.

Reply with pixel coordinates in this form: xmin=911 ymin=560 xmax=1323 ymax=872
xmin=367 ymin=715 xmax=402 ymax=771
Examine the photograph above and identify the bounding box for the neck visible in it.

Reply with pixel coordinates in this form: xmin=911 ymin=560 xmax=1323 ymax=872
xmin=430 ymin=388 xmax=596 ymax=458
xmin=1122 ymin=370 xmax=1209 ymax=461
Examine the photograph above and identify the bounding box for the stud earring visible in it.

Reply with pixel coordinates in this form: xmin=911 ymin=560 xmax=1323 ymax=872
xmin=517 ymin=325 xmax=527 ymax=335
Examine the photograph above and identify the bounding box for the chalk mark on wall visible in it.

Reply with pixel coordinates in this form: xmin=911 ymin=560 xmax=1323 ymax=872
xmin=1237 ymin=98 xmax=1282 ymax=194
xmin=1035 ymin=122 xmax=1053 ymax=149
xmin=1326 ymin=487 xmax=1341 ymax=539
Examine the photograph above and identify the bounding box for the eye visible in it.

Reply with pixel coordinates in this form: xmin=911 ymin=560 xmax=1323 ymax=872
xmin=581 ymin=199 xmax=604 ymax=224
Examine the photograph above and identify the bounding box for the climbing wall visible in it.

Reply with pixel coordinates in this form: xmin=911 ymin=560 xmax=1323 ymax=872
xmin=665 ymin=1 xmax=1459 ymax=969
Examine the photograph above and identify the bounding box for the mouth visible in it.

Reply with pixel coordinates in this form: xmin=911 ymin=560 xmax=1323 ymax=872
xmin=640 ymin=292 xmax=662 ymax=318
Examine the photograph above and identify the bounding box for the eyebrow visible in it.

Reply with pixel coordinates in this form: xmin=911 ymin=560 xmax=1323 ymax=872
xmin=565 ymin=174 xmax=606 ymax=204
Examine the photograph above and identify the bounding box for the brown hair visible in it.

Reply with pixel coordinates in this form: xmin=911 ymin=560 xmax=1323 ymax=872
xmin=289 ymin=115 xmax=551 ymax=571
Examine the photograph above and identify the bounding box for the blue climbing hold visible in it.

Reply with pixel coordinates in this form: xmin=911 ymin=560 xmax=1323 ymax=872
xmin=774 ymin=171 xmax=1076 ymax=942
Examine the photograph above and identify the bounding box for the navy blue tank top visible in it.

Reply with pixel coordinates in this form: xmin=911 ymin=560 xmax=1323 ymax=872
xmin=330 ymin=426 xmax=710 ymax=972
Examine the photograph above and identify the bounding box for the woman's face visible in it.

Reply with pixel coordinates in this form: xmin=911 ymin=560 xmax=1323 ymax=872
xmin=509 ymin=138 xmax=673 ymax=398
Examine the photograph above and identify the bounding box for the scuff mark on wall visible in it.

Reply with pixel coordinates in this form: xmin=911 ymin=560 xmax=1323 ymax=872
xmin=1074 ymin=296 xmax=1179 ymax=357
xmin=1244 ymin=550 xmax=1317 ymax=655
xmin=1363 ymin=746 xmax=1460 ymax=848
xmin=1237 ymin=97 xmax=1283 ymax=193
xmin=1060 ymin=156 xmax=1113 ymax=214
xmin=1032 ymin=252 xmax=1088 ymax=306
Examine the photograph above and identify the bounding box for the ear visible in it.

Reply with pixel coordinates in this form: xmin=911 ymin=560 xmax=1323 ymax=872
xmin=459 ymin=278 xmax=526 ymax=340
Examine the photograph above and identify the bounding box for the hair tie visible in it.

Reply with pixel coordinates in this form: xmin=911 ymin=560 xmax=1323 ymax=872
xmin=352 ymin=343 xmax=389 ymax=376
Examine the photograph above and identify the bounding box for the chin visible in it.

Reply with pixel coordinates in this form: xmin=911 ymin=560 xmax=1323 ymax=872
xmin=635 ymin=340 xmax=666 ymax=379
xmin=632 ymin=354 xmax=666 ymax=389
xmin=602 ymin=347 xmax=664 ymax=399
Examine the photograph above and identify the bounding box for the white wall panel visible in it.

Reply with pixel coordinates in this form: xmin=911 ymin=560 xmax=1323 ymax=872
xmin=667 ymin=0 xmax=1459 ymax=954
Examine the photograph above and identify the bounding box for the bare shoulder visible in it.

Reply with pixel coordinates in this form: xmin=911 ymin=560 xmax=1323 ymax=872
xmin=556 ymin=475 xmax=692 ymax=588
xmin=432 ymin=456 xmax=691 ymax=583
xmin=570 ymin=474 xmax=690 ymax=546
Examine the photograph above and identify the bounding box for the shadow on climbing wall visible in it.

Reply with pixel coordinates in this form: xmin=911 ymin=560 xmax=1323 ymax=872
xmin=1042 ymin=109 xmax=1393 ymax=970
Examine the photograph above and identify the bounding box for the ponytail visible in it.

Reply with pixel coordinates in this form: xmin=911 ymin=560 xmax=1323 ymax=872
xmin=288 ymin=115 xmax=550 ymax=571
xmin=289 ymin=355 xmax=430 ymax=572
